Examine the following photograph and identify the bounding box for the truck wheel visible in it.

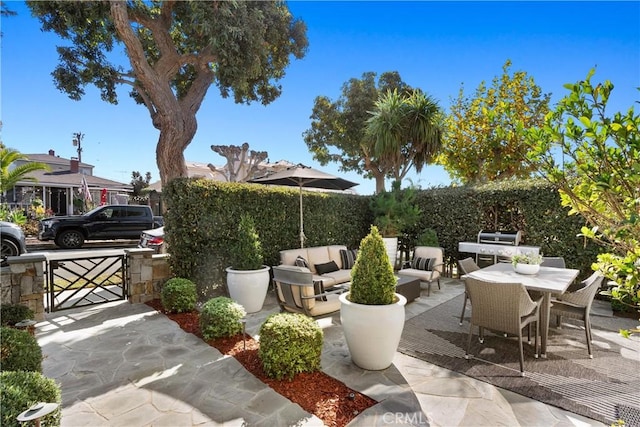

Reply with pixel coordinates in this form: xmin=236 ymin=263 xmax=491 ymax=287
xmin=55 ymin=230 xmax=85 ymax=249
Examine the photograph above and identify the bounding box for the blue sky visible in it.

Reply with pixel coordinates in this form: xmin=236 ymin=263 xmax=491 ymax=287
xmin=2 ymin=1 xmax=639 ymax=195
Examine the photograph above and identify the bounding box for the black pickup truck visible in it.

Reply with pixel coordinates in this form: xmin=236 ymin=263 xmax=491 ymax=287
xmin=38 ymin=205 xmax=163 ymax=249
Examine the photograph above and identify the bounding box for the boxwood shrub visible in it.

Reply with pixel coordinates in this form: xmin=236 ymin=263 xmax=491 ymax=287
xmin=0 ymin=371 xmax=62 ymax=427
xmin=160 ymin=277 xmax=197 ymax=313
xmin=199 ymin=297 xmax=246 ymax=340
xmin=259 ymin=313 xmax=323 ymax=380
xmin=0 ymin=304 xmax=35 ymax=327
xmin=0 ymin=327 xmax=42 ymax=372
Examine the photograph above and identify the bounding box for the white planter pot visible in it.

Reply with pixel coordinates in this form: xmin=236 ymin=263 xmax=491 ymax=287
xmin=225 ymin=265 xmax=271 ymax=313
xmin=339 ymin=292 xmax=407 ymax=370
xmin=382 ymin=237 xmax=399 ymax=269
xmin=514 ymin=263 xmax=540 ymax=275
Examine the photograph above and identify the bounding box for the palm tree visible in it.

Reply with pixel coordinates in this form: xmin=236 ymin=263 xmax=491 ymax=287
xmin=0 ymin=145 xmax=50 ymax=196
xmin=366 ymin=88 xmax=443 ymax=187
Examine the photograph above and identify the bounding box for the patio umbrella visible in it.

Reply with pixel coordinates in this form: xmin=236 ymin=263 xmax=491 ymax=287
xmin=249 ymin=164 xmax=358 ymax=248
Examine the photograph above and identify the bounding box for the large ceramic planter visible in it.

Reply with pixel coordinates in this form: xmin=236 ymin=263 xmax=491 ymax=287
xmin=339 ymin=292 xmax=407 ymax=370
xmin=513 ymin=263 xmax=540 ymax=275
xmin=225 ymin=265 xmax=271 ymax=313
xmin=382 ymin=237 xmax=399 ymax=270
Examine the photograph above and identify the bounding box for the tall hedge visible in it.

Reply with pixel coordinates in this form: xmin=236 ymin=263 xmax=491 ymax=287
xmin=163 ymin=177 xmax=602 ymax=299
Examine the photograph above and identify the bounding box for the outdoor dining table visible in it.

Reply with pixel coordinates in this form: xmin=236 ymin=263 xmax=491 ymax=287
xmin=464 ymin=261 xmax=580 ymax=357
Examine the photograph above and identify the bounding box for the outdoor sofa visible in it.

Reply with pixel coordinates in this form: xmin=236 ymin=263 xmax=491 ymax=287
xmin=279 ymin=245 xmax=357 ymax=288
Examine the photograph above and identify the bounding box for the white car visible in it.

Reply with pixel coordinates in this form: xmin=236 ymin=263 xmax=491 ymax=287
xmin=1 ymin=221 xmax=27 ymax=266
xmin=138 ymin=226 xmax=165 ymax=254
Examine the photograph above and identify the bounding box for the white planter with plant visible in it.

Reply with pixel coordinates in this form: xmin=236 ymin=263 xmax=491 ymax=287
xmin=511 ymin=253 xmax=543 ymax=275
xmin=226 ymin=214 xmax=271 ymax=313
xmin=339 ymin=225 xmax=407 ymax=370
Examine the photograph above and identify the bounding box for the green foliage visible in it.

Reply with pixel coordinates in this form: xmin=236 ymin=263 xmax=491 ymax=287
xmin=27 ymin=1 xmax=307 ymax=183
xmin=526 ymin=69 xmax=639 ymax=330
xmin=160 ymin=278 xmax=197 ymax=313
xmin=0 ymin=371 xmax=62 ymax=427
xmin=349 ymin=226 xmax=397 ymax=305
xmin=199 ymin=297 xmax=246 ymax=340
xmin=439 ymin=60 xmax=550 ymax=184
xmin=416 ymin=228 xmax=439 ymax=247
xmin=130 ymin=171 xmax=151 ymax=197
xmin=0 ymin=327 xmax=42 ymax=372
xmin=370 ymin=180 xmax=421 ymax=237
xmin=229 ymin=214 xmax=264 ymax=271
xmin=0 ymin=145 xmax=50 ymax=194
xmin=511 ymin=253 xmax=543 ymax=266
xmin=258 ymin=313 xmax=323 ymax=380
xmin=0 ymin=304 xmax=35 ymax=327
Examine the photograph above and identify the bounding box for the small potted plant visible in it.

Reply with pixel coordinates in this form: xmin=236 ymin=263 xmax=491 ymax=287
xmin=339 ymin=225 xmax=407 ymax=370
xmin=225 ymin=214 xmax=271 ymax=313
xmin=511 ymin=253 xmax=543 ymax=275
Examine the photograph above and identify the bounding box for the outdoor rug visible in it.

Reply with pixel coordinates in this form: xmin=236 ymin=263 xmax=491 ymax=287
xmin=398 ymin=294 xmax=640 ymax=425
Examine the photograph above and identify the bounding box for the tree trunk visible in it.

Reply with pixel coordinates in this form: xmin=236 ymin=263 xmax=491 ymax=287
xmin=156 ymin=112 xmax=197 ymax=186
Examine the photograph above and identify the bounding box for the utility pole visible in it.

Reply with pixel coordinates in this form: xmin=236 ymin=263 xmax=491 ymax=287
xmin=72 ymin=132 xmax=84 ymax=162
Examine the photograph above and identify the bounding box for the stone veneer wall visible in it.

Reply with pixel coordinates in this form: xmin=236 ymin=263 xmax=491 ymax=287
xmin=0 ymin=250 xmax=172 ymax=319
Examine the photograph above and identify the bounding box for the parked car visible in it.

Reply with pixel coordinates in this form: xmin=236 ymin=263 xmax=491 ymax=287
xmin=1 ymin=221 xmax=27 ymax=266
xmin=39 ymin=204 xmax=163 ymax=249
xmin=138 ymin=226 xmax=165 ymax=253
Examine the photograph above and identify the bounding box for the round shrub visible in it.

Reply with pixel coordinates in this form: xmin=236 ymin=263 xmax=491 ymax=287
xmin=1 ymin=371 xmax=62 ymax=427
xmin=200 ymin=297 xmax=246 ymax=340
xmin=0 ymin=327 xmax=42 ymax=372
xmin=259 ymin=313 xmax=323 ymax=380
xmin=161 ymin=277 xmax=197 ymax=313
xmin=0 ymin=304 xmax=35 ymax=327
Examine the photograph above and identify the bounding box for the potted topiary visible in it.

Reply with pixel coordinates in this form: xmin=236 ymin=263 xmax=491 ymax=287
xmin=512 ymin=253 xmax=543 ymax=275
xmin=339 ymin=225 xmax=407 ymax=370
xmin=225 ymin=213 xmax=271 ymax=313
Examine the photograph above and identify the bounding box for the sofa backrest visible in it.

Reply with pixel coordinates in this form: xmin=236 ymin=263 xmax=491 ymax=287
xmin=279 ymin=245 xmax=349 ymax=273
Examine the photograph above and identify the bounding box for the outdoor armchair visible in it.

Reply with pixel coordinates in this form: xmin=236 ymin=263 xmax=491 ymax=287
xmin=458 ymin=257 xmax=480 ymax=325
xmin=272 ymin=265 xmax=346 ymax=318
xmin=397 ymin=246 xmax=444 ymax=296
xmin=550 ymin=271 xmax=604 ymax=358
xmin=541 ymin=257 xmax=566 ymax=268
xmin=464 ymin=277 xmax=543 ymax=376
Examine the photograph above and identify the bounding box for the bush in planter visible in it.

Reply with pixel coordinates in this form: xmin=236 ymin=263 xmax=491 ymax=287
xmin=370 ymin=181 xmax=421 ymax=238
xmin=161 ymin=278 xmax=197 ymax=313
xmin=0 ymin=304 xmax=35 ymax=327
xmin=199 ymin=297 xmax=246 ymax=340
xmin=349 ymin=225 xmax=397 ymax=305
xmin=0 ymin=370 xmax=62 ymax=427
xmin=259 ymin=313 xmax=323 ymax=380
xmin=0 ymin=327 xmax=42 ymax=372
xmin=229 ymin=214 xmax=264 ymax=270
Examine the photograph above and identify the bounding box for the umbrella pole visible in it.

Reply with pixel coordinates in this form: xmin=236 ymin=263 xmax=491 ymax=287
xmin=299 ymin=186 xmax=305 ymax=248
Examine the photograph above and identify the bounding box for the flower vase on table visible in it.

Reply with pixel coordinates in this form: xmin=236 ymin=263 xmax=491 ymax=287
xmin=511 ymin=253 xmax=543 ymax=275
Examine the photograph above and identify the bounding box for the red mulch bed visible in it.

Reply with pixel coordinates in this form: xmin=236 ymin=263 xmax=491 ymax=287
xmin=145 ymin=300 xmax=377 ymax=427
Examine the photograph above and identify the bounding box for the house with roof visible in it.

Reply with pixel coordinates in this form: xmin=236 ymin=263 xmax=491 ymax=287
xmin=7 ymin=149 xmax=131 ymax=216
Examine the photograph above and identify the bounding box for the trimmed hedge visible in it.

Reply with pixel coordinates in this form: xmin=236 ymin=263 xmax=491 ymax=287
xmin=163 ymin=177 xmax=603 ymax=297
xmin=160 ymin=277 xmax=197 ymax=313
xmin=0 ymin=327 xmax=42 ymax=372
xmin=0 ymin=304 xmax=35 ymax=327
xmin=0 ymin=371 xmax=62 ymax=427
xmin=199 ymin=297 xmax=246 ymax=340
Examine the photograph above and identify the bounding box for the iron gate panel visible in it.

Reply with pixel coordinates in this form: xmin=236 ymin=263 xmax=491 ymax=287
xmin=46 ymin=254 xmax=128 ymax=312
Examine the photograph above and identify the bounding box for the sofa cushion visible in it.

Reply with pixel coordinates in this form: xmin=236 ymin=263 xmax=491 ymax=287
xmin=339 ymin=249 xmax=358 ymax=269
xmin=306 ymin=247 xmax=332 ymax=272
xmin=328 ymin=245 xmax=348 ymax=268
xmin=411 ymin=257 xmax=436 ymax=271
xmin=280 ymin=249 xmax=309 ymax=267
xmin=295 ymin=256 xmax=310 ymax=269
xmin=321 ymin=269 xmax=351 ymax=285
xmin=315 ymin=260 xmax=340 ymax=275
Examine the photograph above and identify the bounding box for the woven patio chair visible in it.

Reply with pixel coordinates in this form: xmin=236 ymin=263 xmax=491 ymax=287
xmin=458 ymin=257 xmax=480 ymax=325
xmin=464 ymin=277 xmax=543 ymax=376
xmin=541 ymin=257 xmax=566 ymax=268
xmin=397 ymin=246 xmax=444 ymax=296
xmin=272 ymin=265 xmax=346 ymax=319
xmin=550 ymin=271 xmax=604 ymax=358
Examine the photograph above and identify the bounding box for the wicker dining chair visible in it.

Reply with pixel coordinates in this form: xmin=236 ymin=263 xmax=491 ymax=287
xmin=550 ymin=271 xmax=604 ymax=358
xmin=541 ymin=257 xmax=566 ymax=268
xmin=458 ymin=257 xmax=480 ymax=325
xmin=464 ymin=277 xmax=543 ymax=376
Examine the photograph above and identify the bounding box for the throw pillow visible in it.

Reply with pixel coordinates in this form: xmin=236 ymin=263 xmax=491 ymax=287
xmin=339 ymin=249 xmax=358 ymax=269
xmin=295 ymin=256 xmax=310 ymax=269
xmin=314 ymin=260 xmax=340 ymax=275
xmin=411 ymin=257 xmax=436 ymax=271
xmin=313 ymin=280 xmax=328 ymax=301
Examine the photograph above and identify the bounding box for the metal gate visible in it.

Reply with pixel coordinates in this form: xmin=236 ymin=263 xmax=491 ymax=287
xmin=46 ymin=254 xmax=128 ymax=312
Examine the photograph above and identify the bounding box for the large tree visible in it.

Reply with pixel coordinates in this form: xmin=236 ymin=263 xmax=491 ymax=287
xmin=439 ymin=60 xmax=551 ymax=184
xmin=366 ymin=88 xmax=443 ymax=185
xmin=304 ymin=71 xmax=411 ymax=194
xmin=526 ymin=70 xmax=639 ymax=330
xmin=208 ymin=143 xmax=268 ymax=182
xmin=27 ymin=1 xmax=308 ymax=186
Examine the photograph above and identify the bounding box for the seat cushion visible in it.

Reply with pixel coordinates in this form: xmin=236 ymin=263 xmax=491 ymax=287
xmin=397 ymin=268 xmax=440 ymax=282
xmin=320 ymin=268 xmax=351 ymax=285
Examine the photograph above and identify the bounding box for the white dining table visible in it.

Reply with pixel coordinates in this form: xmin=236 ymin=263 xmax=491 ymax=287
xmin=464 ymin=262 xmax=580 ymax=357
